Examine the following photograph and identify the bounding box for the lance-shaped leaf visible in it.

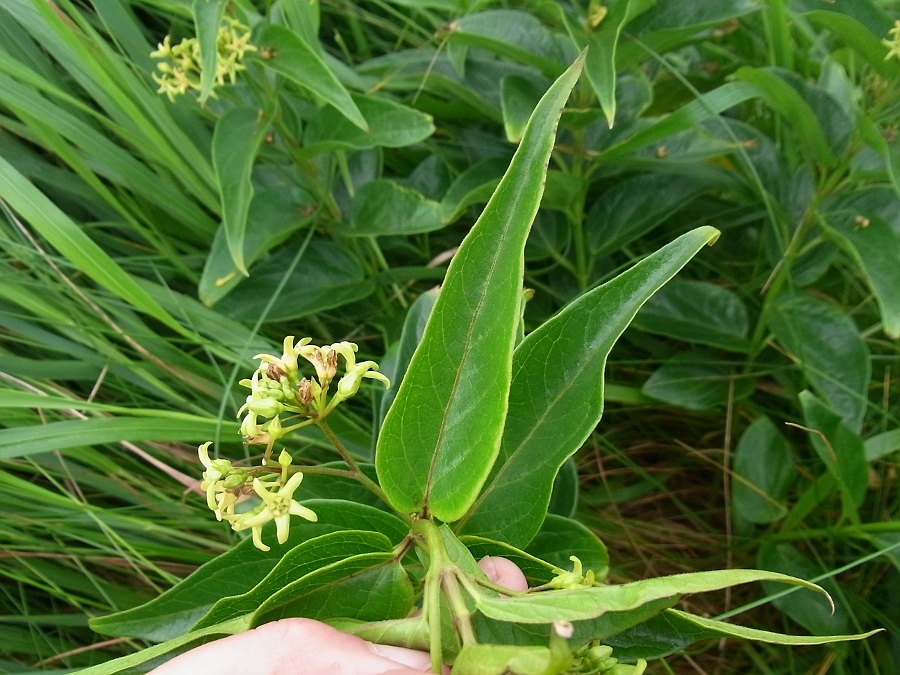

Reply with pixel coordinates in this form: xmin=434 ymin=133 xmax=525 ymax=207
xmin=212 ymin=105 xmax=274 ymax=274
xmin=820 ymin=204 xmax=900 ymax=339
xmin=375 ymin=53 xmax=586 ymax=521
xmin=192 ymin=0 xmax=226 ymax=103
xmin=465 ymin=569 xmax=831 ymax=624
xmin=456 ymin=227 xmax=719 ymax=546
xmin=90 ymin=501 xmax=407 ymax=641
xmin=193 ymin=530 xmax=393 ymax=630
xmin=253 ymin=552 xmax=413 ymax=625
xmin=255 ymin=24 xmax=367 ymax=131
xmin=605 ymin=608 xmax=881 ymax=661
xmin=563 ymin=0 xmax=656 ymax=128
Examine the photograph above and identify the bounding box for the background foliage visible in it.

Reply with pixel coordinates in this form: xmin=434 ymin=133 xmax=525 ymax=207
xmin=0 ymin=0 xmax=898 ymax=672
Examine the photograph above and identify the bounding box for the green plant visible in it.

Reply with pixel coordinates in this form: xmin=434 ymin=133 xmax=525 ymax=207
xmin=78 ymin=53 xmax=878 ymax=675
xmin=1 ymin=1 xmax=897 ymax=672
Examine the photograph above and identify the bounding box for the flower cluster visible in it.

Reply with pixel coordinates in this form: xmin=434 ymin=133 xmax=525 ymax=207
xmin=884 ymin=20 xmax=900 ymax=61
xmin=199 ymin=444 xmax=317 ymax=552
xmin=197 ymin=337 xmax=388 ymax=551
xmin=150 ymin=16 xmax=255 ymax=101
xmin=238 ymin=336 xmax=390 ymax=452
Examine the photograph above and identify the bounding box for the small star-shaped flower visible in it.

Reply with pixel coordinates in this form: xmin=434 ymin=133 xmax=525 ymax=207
xmin=230 ymin=473 xmax=317 ymax=552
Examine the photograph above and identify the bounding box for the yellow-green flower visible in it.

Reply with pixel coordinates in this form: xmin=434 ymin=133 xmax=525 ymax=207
xmin=328 ymin=360 xmax=391 ymax=411
xmin=548 ymin=556 xmax=596 ymax=589
xmin=884 ymin=20 xmax=900 ymax=61
xmin=198 ymin=442 xmax=232 ymax=511
xmin=229 ymin=473 xmax=317 ymax=552
xmin=150 ymin=16 xmax=255 ymax=101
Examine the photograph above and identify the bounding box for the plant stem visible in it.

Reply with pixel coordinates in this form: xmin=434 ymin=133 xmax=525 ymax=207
xmin=443 ymin=570 xmax=476 ymax=646
xmin=412 ymin=519 xmax=446 ymax=673
xmin=411 ymin=518 xmax=478 ymax=670
xmin=317 ymin=418 xmax=396 ymax=509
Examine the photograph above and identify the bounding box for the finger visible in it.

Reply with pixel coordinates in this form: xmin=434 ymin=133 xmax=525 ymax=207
xmin=149 ymin=618 xmax=443 ymax=675
xmin=370 ymin=643 xmax=442 ymax=671
xmin=477 ymin=556 xmax=528 ymax=592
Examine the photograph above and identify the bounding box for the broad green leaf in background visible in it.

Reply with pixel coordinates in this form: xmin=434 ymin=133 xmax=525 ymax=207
xmin=857 ymin=119 xmax=900 ymax=199
xmin=0 ymin=155 xmax=184 ymax=334
xmin=499 ymin=75 xmax=542 ymax=143
xmin=439 ymin=157 xmax=508 ymax=223
xmin=865 ymin=429 xmax=900 ymax=462
xmin=642 ymin=352 xmax=754 ymax=411
xmin=90 ymin=501 xmax=408 ymax=641
xmin=600 ymin=81 xmax=759 ymax=161
xmin=625 ymin=0 xmax=757 ymax=34
xmin=255 ymin=24 xmax=367 ymax=131
xmin=378 ymin=289 xmax=439 ymax=427
xmin=792 ymin=0 xmax=895 ymax=37
xmin=445 ymin=10 xmax=571 ymax=77
xmin=547 ymin=458 xmax=579 ymax=519
xmin=192 ymin=0 xmax=226 ymax=103
xmin=525 ymin=515 xmax=609 ymax=582
xmin=758 ymin=541 xmax=851 ymax=636
xmin=799 ymin=391 xmax=868 ymax=512
xmin=615 ymin=0 xmax=759 ymax=70
xmin=733 ymin=67 xmax=840 ymax=166
xmin=199 ymin=185 xmax=317 ymax=305
xmin=766 ymin=293 xmax=870 ymax=433
xmin=303 ymin=96 xmax=434 ymax=151
xmin=804 ymin=10 xmax=900 ymax=78
xmin=456 ymin=227 xmax=719 ymax=545
xmin=581 ymin=0 xmax=656 ymax=128
xmin=375 ymin=53 xmax=586 ymax=522
xmin=211 ymin=106 xmax=275 ymax=274
xmin=215 ymin=240 xmax=374 ymax=322
xmin=732 ymin=417 xmax=795 ymax=524
xmin=820 ymin=205 xmax=900 ymax=338
xmin=586 ymin=172 xmax=734 ymax=256
xmin=343 ymin=180 xmax=444 ymax=235
xmin=632 ymin=279 xmax=750 ymax=352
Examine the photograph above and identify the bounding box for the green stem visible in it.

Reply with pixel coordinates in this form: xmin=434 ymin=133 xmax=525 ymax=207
xmin=466 ymin=572 xmax=528 ymax=598
xmin=294 ymin=465 xmax=356 ymax=479
xmin=412 ymin=519 xmax=447 ymax=673
xmin=368 ymin=236 xmax=409 ymax=309
xmin=443 ymin=571 xmax=476 ymax=646
xmin=568 ymin=126 xmax=589 ymax=291
xmin=410 ymin=519 xmax=480 ymax=672
xmin=317 ymin=419 xmax=398 ymax=512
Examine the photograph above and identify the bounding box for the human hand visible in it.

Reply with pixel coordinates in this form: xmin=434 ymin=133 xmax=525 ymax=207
xmin=148 ymin=556 xmax=527 ymax=675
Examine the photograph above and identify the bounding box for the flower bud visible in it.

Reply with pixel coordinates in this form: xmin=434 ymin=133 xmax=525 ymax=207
xmin=240 ymin=410 xmax=260 ymax=438
xmin=246 ymin=397 xmax=285 ymax=418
